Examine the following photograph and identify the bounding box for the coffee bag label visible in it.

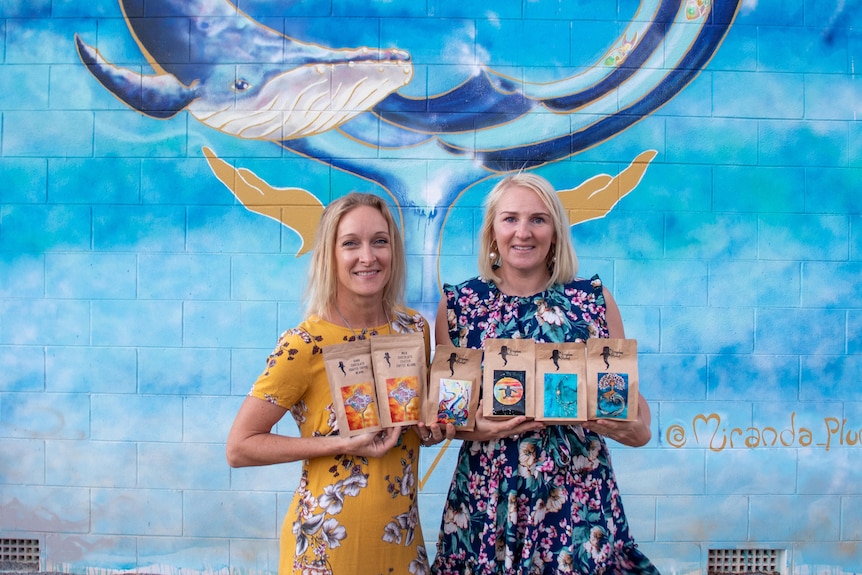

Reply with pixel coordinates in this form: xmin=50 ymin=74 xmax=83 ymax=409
xmin=324 ymin=340 xmax=382 ymax=436
xmin=535 ymin=341 xmax=588 ymax=422
xmin=426 ymin=345 xmax=482 ymax=430
xmin=586 ymin=338 xmax=639 ymax=421
xmin=482 ymin=338 xmax=535 ymax=419
xmin=370 ymin=332 xmax=426 ymax=428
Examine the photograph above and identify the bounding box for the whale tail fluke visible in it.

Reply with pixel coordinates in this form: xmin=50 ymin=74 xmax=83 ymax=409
xmin=75 ymin=34 xmax=196 ymax=119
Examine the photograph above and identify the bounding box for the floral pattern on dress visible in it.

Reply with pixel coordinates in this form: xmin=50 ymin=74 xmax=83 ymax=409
xmin=431 ymin=275 xmax=659 ymax=575
xmin=292 ymin=437 xmax=427 ymax=575
xmin=249 ymin=313 xmax=431 ymax=575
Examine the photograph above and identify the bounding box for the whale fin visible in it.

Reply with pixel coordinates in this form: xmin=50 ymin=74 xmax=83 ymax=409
xmin=75 ymin=34 xmax=196 ymax=119
xmin=202 ymin=147 xmax=324 ymax=256
xmin=559 ymin=150 xmax=657 ymax=226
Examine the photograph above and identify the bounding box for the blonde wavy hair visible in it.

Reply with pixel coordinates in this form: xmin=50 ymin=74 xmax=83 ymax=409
xmin=477 ymin=172 xmax=579 ymax=289
xmin=304 ymin=192 xmax=406 ymax=318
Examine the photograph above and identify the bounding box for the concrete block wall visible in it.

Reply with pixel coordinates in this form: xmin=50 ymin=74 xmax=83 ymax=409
xmin=1 ymin=1 xmax=861 ymax=574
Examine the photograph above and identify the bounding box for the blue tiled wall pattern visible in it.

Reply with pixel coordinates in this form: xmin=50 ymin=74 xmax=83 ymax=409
xmin=1 ymin=1 xmax=861 ymax=574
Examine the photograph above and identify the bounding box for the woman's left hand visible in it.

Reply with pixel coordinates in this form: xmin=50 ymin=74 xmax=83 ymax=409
xmin=583 ymin=417 xmax=650 ymax=447
xmin=583 ymin=392 xmax=652 ymax=447
xmin=415 ymin=421 xmax=456 ymax=446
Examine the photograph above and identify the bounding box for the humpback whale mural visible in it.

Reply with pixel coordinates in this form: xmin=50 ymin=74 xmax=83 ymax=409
xmin=75 ymin=0 xmax=740 ymax=310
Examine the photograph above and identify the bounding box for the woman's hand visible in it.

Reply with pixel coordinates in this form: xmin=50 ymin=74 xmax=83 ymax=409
xmin=415 ymin=421 xmax=457 ymax=446
xmin=583 ymin=392 xmax=652 ymax=447
xmin=344 ymin=427 xmax=403 ymax=458
xmin=583 ymin=417 xmax=650 ymax=447
xmin=455 ymin=400 xmax=545 ymax=442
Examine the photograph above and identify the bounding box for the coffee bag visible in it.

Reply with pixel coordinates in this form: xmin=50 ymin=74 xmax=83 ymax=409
xmin=426 ymin=344 xmax=482 ymax=430
xmin=483 ymin=338 xmax=534 ymax=419
xmin=323 ymin=339 xmax=381 ymax=436
xmin=586 ymin=338 xmax=639 ymax=420
xmin=534 ymin=341 xmax=588 ymax=423
xmin=370 ymin=332 xmax=426 ymax=428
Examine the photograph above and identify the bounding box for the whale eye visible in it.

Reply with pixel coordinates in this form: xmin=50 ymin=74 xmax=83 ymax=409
xmin=233 ymin=78 xmax=252 ymax=92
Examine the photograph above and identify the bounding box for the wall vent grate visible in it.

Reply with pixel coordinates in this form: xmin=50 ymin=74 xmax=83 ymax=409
xmin=708 ymin=548 xmax=783 ymax=575
xmin=0 ymin=538 xmax=40 ymax=564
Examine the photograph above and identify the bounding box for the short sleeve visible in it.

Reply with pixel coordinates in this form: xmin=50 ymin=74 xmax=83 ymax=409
xmin=248 ymin=327 xmax=317 ymax=410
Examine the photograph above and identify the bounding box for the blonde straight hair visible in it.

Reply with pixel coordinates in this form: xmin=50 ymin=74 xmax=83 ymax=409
xmin=477 ymin=173 xmax=578 ymax=289
xmin=304 ymin=192 xmax=406 ymax=318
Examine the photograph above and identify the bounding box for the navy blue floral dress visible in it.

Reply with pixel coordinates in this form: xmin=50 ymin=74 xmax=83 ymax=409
xmin=430 ymin=275 xmax=659 ymax=575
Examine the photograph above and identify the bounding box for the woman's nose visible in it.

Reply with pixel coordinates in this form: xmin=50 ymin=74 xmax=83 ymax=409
xmin=358 ymin=243 xmax=375 ymax=263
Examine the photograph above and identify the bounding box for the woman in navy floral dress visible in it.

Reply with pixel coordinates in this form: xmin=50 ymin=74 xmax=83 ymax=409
xmin=430 ymin=173 xmax=660 ymax=575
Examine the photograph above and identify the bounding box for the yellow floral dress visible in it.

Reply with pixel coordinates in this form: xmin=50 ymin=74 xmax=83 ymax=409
xmin=249 ymin=311 xmax=431 ymax=575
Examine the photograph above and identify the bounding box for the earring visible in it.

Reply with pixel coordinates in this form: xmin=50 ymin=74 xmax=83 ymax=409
xmin=489 ymin=240 xmax=498 ymax=261
xmin=489 ymin=251 xmax=497 ymax=260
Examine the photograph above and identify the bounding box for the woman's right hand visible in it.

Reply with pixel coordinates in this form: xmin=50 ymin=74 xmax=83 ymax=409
xmin=227 ymin=396 xmax=403 ymax=467
xmin=456 ymin=400 xmax=545 ymax=442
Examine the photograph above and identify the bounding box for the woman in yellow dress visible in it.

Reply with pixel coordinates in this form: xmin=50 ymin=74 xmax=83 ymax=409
xmin=226 ymin=192 xmax=451 ymax=575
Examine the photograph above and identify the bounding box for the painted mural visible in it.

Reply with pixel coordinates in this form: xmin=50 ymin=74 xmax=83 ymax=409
xmin=74 ymin=0 xmax=736 ymax=305
xmin=1 ymin=0 xmax=861 ymax=574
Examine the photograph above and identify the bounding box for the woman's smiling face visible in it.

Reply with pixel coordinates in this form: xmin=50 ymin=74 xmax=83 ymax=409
xmin=334 ymin=204 xmax=393 ymax=300
xmin=491 ymin=185 xmax=556 ymax=280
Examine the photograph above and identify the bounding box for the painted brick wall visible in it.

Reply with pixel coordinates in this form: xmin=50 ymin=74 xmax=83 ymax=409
xmin=1 ymin=1 xmax=861 ymax=574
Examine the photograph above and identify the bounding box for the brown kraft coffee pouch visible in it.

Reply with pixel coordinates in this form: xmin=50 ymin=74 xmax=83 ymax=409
xmin=370 ymin=332 xmax=426 ymax=428
xmin=586 ymin=338 xmax=639 ymax=421
xmin=323 ymin=339 xmax=382 ymax=437
xmin=426 ymin=344 xmax=482 ymax=431
xmin=534 ymin=341 xmax=588 ymax=423
xmin=483 ymin=338 xmax=535 ymax=419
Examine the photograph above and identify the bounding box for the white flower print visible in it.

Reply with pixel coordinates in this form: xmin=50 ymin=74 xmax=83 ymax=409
xmin=507 ymin=492 xmax=518 ymax=525
xmin=320 ymin=517 xmax=347 ymax=548
xmin=383 ymin=519 xmax=404 ymax=544
xmin=342 ymin=472 xmax=368 ymax=495
xmin=409 ymin=545 xmax=429 ymax=575
xmin=443 ymin=503 xmax=470 ymax=534
xmin=536 ymin=299 xmax=565 ymax=326
xmin=400 ymin=459 xmax=415 ymax=496
xmin=518 ymin=440 xmax=540 ymax=479
xmin=547 ymin=486 xmax=567 ymax=512
xmin=382 ymin=498 xmax=421 ymax=547
xmin=532 ymin=499 xmax=548 ymax=523
xmin=584 ymin=525 xmax=610 ymax=564
xmin=319 ymin=483 xmax=346 ymax=514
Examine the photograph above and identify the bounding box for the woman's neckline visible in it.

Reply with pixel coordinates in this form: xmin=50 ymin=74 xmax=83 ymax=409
xmin=487 ymin=278 xmax=551 ymax=299
xmin=492 ymin=268 xmax=552 ymax=298
xmin=315 ymin=314 xmax=392 ymax=335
